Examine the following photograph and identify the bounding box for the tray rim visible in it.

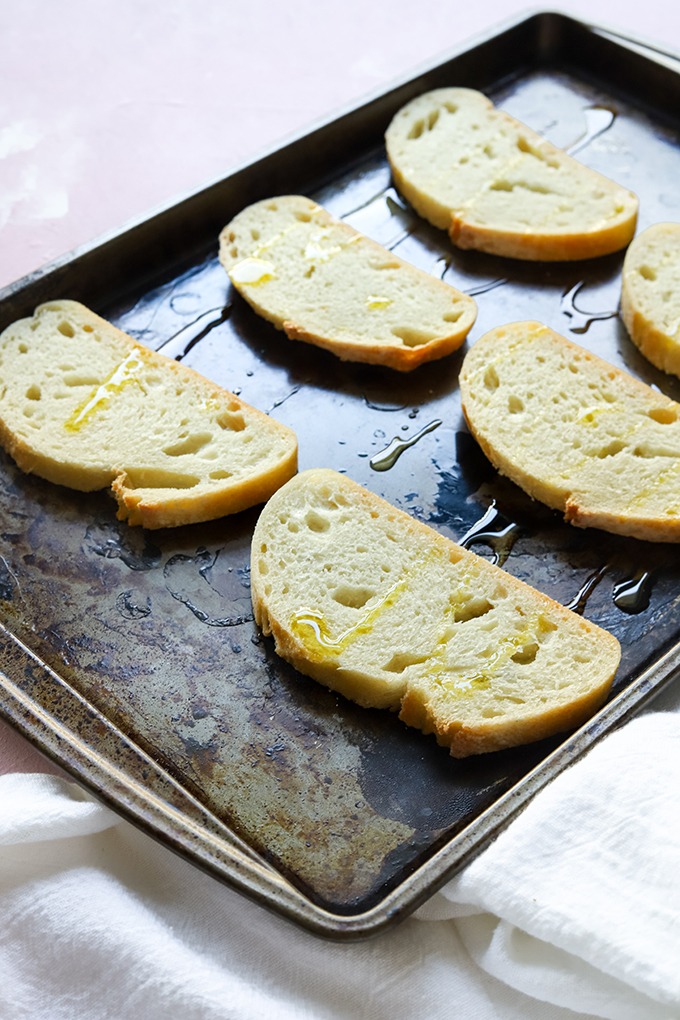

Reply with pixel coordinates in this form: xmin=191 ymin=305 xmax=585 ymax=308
xmin=2 ymin=616 xmax=679 ymax=940
xmin=2 ymin=8 xmax=680 ymax=322
xmin=1 ymin=9 xmax=680 ymax=939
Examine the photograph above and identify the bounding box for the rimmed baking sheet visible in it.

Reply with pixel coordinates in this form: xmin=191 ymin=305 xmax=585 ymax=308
xmin=1 ymin=11 xmax=679 ymax=938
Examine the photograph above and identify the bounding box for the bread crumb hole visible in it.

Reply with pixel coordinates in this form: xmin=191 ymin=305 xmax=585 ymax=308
xmin=427 ymin=109 xmax=439 ymax=130
xmin=370 ymin=257 xmax=400 ymax=270
xmin=63 ymin=373 xmax=103 ymax=387
xmin=451 ymin=597 xmax=493 ymax=623
xmin=408 ymin=118 xmax=425 ymax=140
xmin=597 ymin=440 xmax=625 ymax=458
xmin=209 ymin=469 xmax=232 ymax=480
xmin=391 ymin=325 xmax=437 ymax=347
xmin=250 ymin=229 xmax=260 ymax=240
xmin=537 ymin=616 xmax=558 ymax=636
xmin=484 ymin=366 xmax=499 ymax=390
xmin=25 ymin=384 xmax=41 ymax=401
xmin=163 ymin=433 xmax=212 ymax=457
xmin=305 ymin=510 xmax=330 ymax=532
xmin=294 ymin=210 xmax=313 ymax=222
xmin=383 ymin=651 xmax=429 ymax=673
xmin=216 ymin=410 xmax=246 ymax=431
xmin=443 ymin=101 xmax=458 ymax=114
xmin=58 ymin=321 xmax=75 ymax=338
xmin=508 ymin=395 xmax=524 ymax=414
xmin=648 ymin=407 xmax=677 ymax=424
xmin=18 ymin=342 xmax=29 ymax=353
xmin=82 ymin=324 xmax=94 ymax=333
xmin=123 ymin=468 xmax=200 ymax=489
xmin=332 ymin=585 xmax=376 ymax=609
xmin=443 ymin=309 xmax=463 ymax=323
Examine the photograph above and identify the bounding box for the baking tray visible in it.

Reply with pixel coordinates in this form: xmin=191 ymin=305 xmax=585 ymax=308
xmin=1 ymin=11 xmax=680 ymax=940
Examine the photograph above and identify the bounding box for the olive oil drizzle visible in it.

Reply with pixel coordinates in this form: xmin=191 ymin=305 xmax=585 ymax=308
xmin=291 ymin=575 xmax=410 ymax=657
xmin=64 ymin=349 xmax=145 ymax=432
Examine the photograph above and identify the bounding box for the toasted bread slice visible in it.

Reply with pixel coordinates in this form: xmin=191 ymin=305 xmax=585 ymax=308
xmin=219 ymin=195 xmax=477 ymax=371
xmin=385 ymin=87 xmax=638 ymax=261
xmin=0 ymin=300 xmax=298 ymax=528
xmin=251 ymin=469 xmax=620 ymax=757
xmin=460 ymin=321 xmax=680 ymax=541
xmin=621 ymin=222 xmax=680 ymax=377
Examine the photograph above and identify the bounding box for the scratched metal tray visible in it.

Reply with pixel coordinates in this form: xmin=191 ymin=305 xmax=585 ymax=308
xmin=1 ymin=12 xmax=680 ymax=939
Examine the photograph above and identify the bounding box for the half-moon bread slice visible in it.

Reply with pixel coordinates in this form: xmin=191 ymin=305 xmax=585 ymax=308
xmin=251 ymin=468 xmax=620 ymax=758
xmin=0 ymin=300 xmax=298 ymax=528
xmin=219 ymin=195 xmax=477 ymax=371
xmin=621 ymin=222 xmax=680 ymax=378
xmin=385 ymin=87 xmax=638 ymax=261
xmin=460 ymin=321 xmax=680 ymax=542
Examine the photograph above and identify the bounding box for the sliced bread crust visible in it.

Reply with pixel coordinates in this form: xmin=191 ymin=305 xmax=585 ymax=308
xmin=460 ymin=321 xmax=680 ymax=542
xmin=251 ymin=469 xmax=620 ymax=758
xmin=621 ymin=222 xmax=680 ymax=378
xmin=219 ymin=195 xmax=477 ymax=371
xmin=0 ymin=301 xmax=298 ymax=528
xmin=385 ymin=88 xmax=638 ymax=261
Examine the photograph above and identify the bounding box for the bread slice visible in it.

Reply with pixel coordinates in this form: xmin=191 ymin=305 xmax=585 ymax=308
xmin=218 ymin=195 xmax=477 ymax=371
xmin=0 ymin=300 xmax=298 ymax=528
xmin=621 ymin=222 xmax=680 ymax=377
xmin=460 ymin=321 xmax=680 ymax=542
xmin=385 ymin=87 xmax=638 ymax=261
xmin=251 ymin=469 xmax=620 ymax=758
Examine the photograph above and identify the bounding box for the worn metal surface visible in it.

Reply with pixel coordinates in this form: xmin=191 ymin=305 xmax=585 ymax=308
xmin=1 ymin=12 xmax=680 ymax=935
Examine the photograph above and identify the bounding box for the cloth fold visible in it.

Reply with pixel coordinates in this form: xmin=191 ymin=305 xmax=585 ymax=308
xmin=1 ymin=710 xmax=679 ymax=1019
xmin=418 ymin=711 xmax=680 ymax=1019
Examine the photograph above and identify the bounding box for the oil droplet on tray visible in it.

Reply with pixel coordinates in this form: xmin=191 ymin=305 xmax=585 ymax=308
xmin=156 ymin=305 xmax=231 ymax=361
xmin=561 ymin=282 xmax=618 ymax=334
xmin=457 ymin=502 xmax=522 ymax=567
xmin=370 ymin=419 xmax=442 ymax=471
xmin=567 ymin=105 xmax=617 ymax=156
xmin=565 ymin=564 xmax=609 ymax=614
xmin=612 ymin=570 xmax=655 ymax=614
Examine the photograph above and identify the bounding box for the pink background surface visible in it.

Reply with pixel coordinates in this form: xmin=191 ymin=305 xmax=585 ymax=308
xmin=0 ymin=0 xmax=679 ymax=774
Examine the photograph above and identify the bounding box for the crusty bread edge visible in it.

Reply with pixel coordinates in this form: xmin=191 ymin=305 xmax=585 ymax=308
xmin=450 ymin=215 xmax=638 ymax=262
xmin=0 ymin=302 xmax=299 ymax=529
xmin=389 ymin=161 xmax=637 ymax=262
xmin=385 ymin=90 xmax=638 ymax=262
xmin=281 ymin=320 xmax=469 ymax=372
xmin=400 ymin=679 xmax=615 ymax=758
xmin=621 ymin=272 xmax=680 ymax=380
xmin=459 ymin=321 xmax=680 ymax=543
xmin=219 ymin=197 xmax=477 ymax=371
xmin=251 ymin=468 xmax=621 ymax=756
xmin=114 ymin=447 xmax=299 ymax=529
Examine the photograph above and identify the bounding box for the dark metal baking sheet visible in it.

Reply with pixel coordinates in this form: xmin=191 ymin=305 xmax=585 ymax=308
xmin=1 ymin=12 xmax=680 ymax=939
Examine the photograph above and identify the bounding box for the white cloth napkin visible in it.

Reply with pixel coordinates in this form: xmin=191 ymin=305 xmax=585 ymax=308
xmin=1 ymin=710 xmax=679 ymax=1020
